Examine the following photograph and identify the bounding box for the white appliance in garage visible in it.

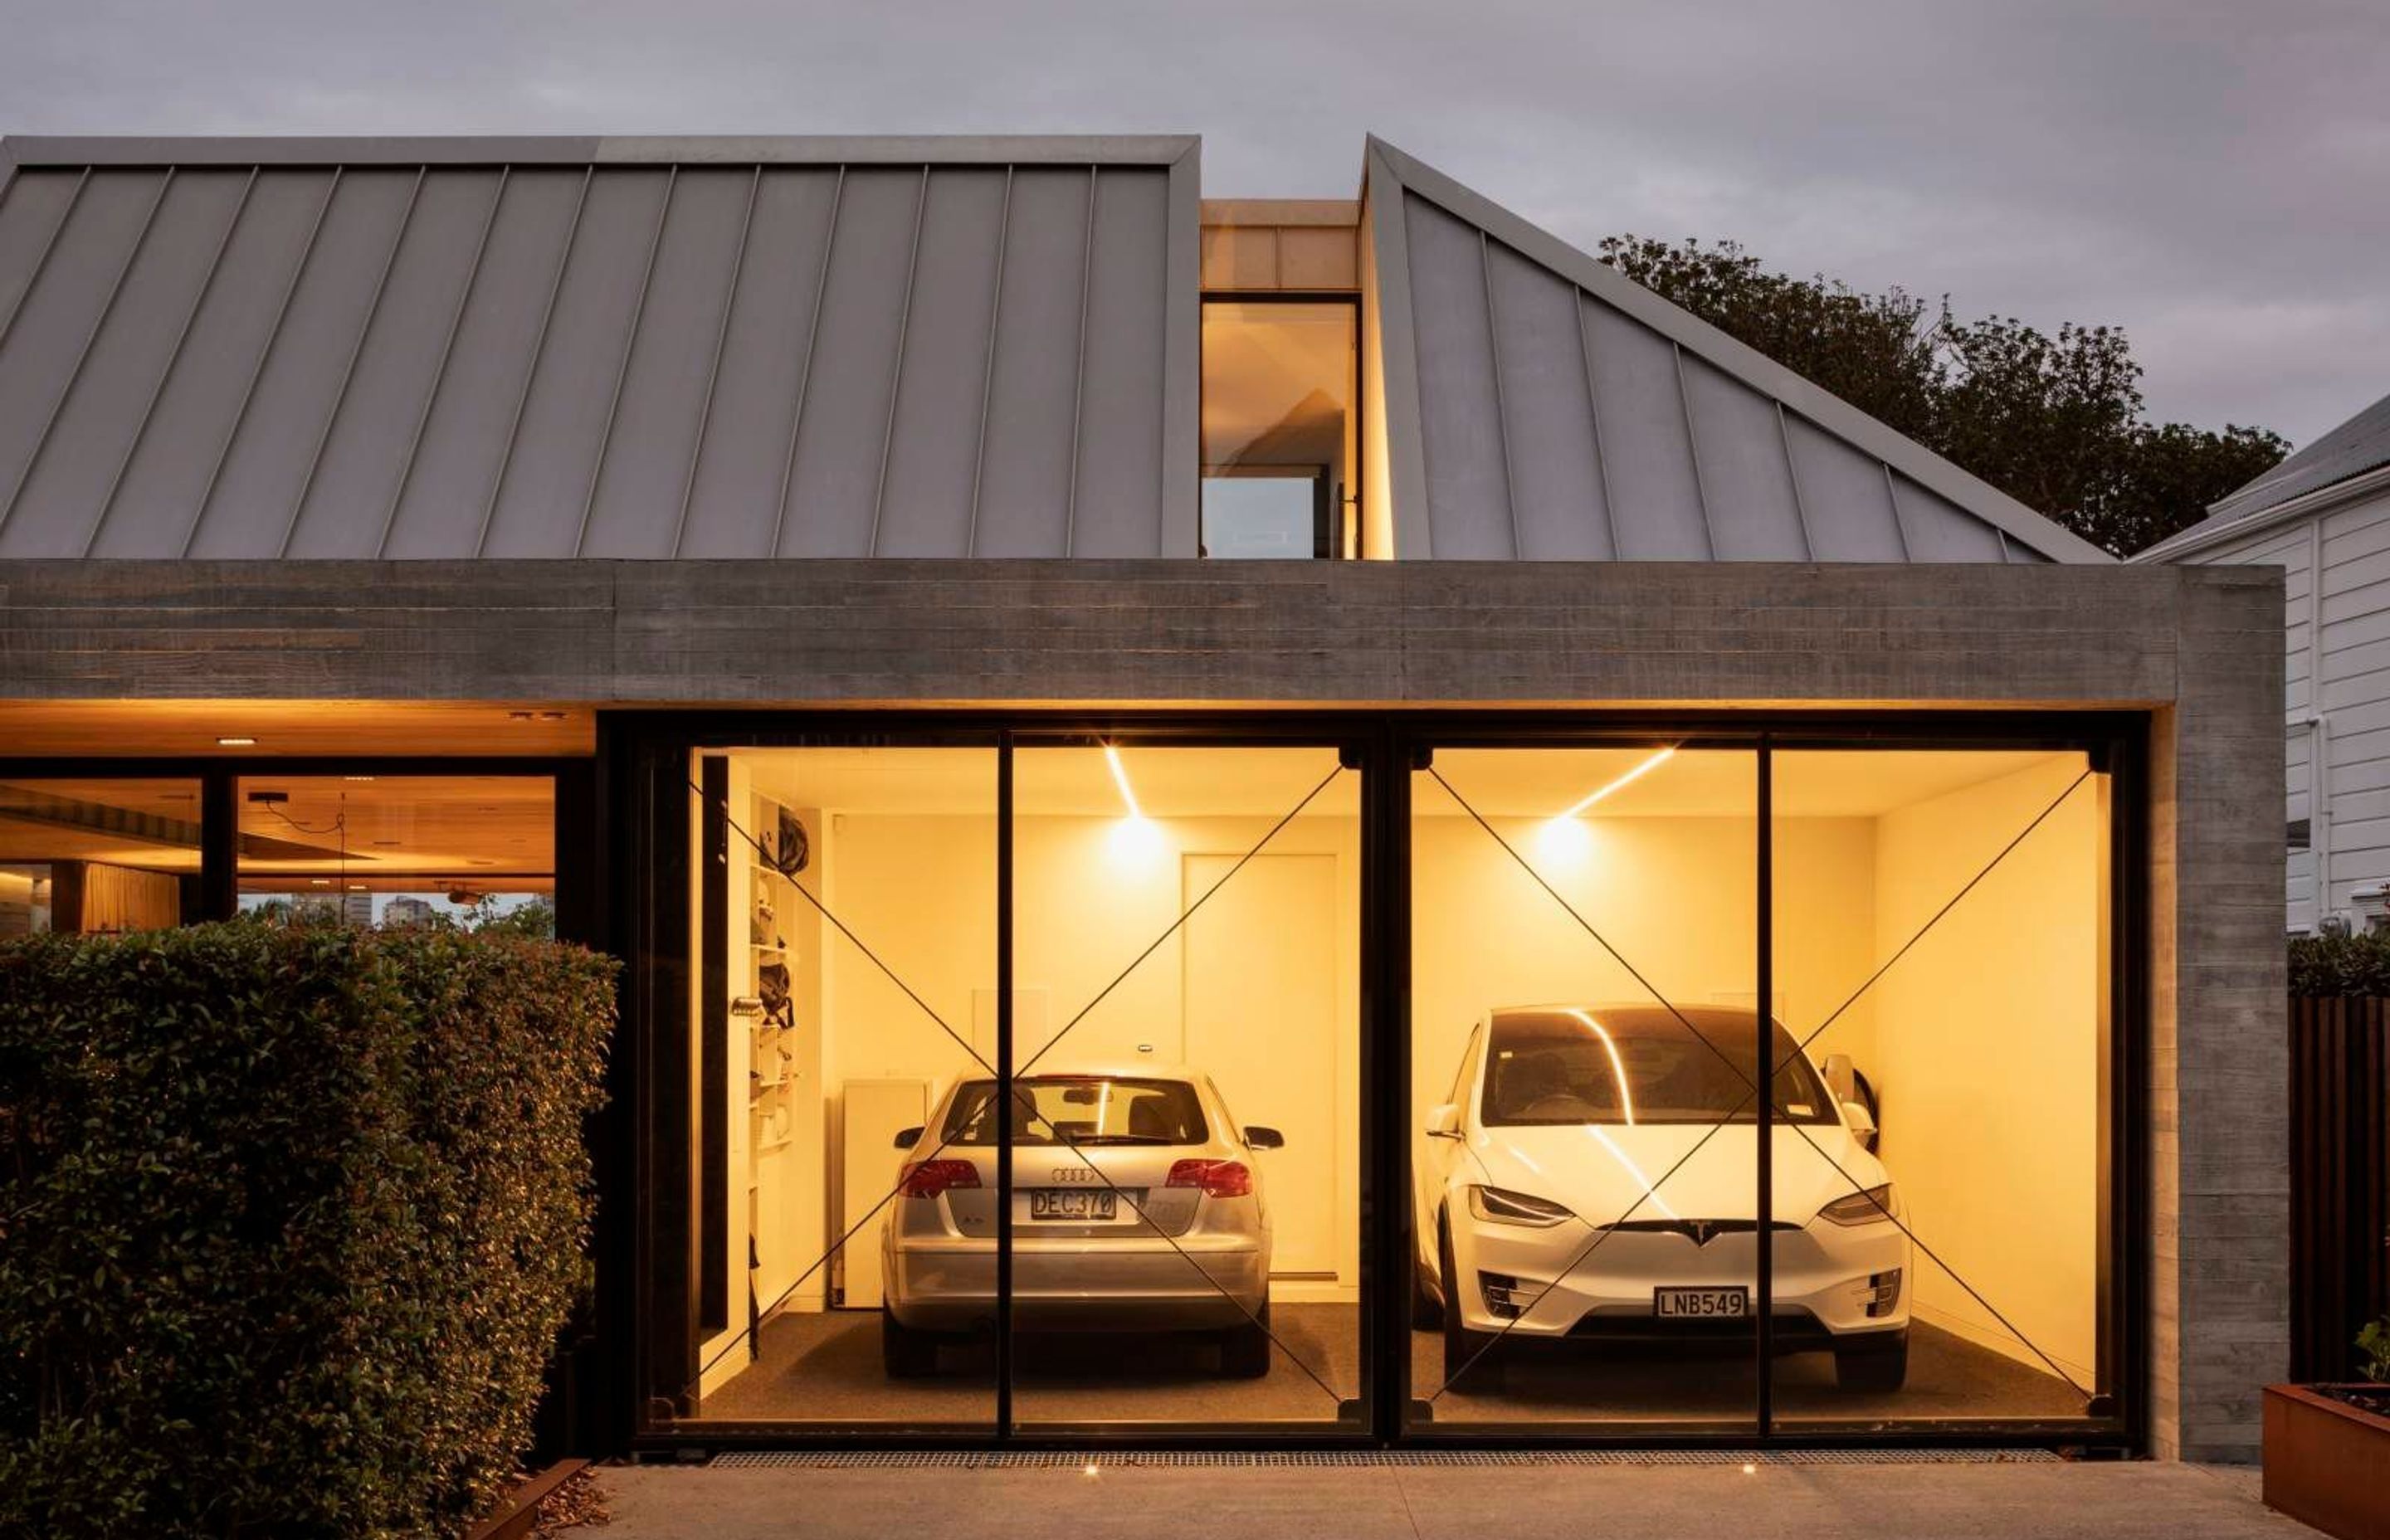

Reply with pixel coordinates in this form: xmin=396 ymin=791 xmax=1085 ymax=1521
xmin=837 ymin=1078 xmax=927 ymax=1309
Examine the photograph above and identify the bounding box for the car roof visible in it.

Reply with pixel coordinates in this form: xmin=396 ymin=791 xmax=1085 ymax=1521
xmin=976 ymin=1062 xmax=1210 ymax=1084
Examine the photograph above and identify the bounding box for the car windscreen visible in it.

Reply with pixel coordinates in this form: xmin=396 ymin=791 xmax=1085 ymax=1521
xmin=1480 ymin=1008 xmax=1836 ymax=1127
xmin=940 ymin=1076 xmax=1210 ymax=1147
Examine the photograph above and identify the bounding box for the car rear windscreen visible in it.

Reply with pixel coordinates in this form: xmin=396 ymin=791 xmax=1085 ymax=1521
xmin=941 ymin=1076 xmax=1210 ymax=1147
xmin=1481 ymin=1008 xmax=1836 ymax=1127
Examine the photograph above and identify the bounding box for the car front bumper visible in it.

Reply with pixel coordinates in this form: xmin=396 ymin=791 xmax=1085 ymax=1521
xmin=1449 ymin=1215 xmax=1908 ymax=1342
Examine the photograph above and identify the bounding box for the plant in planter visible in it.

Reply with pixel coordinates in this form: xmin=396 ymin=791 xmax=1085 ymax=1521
xmin=2264 ymin=1317 xmax=2390 ymax=1540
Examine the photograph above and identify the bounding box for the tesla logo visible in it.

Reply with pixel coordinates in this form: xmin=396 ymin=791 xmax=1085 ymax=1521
xmin=1050 ymin=1167 xmax=1099 ymax=1183
xmin=1685 ymin=1221 xmax=1721 ymax=1246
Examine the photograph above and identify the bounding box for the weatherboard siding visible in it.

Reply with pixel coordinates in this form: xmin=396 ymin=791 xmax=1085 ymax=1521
xmin=2182 ymin=486 xmax=2390 ymax=931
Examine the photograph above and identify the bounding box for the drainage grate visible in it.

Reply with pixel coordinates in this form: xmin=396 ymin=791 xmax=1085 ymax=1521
xmin=710 ymin=1448 xmax=2062 ymax=1469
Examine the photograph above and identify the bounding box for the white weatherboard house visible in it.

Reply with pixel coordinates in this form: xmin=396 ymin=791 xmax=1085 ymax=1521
xmin=2139 ymin=388 xmax=2390 ymax=933
xmin=0 ymin=132 xmax=2280 ymax=1463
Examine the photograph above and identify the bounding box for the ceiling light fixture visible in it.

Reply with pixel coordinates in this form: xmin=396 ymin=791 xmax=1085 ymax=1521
xmin=216 ymin=735 xmax=256 ymax=748
xmin=1558 ymin=746 xmax=1676 ymax=818
xmin=1103 ymin=744 xmax=1144 ymax=821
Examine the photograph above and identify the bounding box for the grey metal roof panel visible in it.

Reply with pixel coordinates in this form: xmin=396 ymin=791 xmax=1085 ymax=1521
xmin=1365 ymin=138 xmax=2112 ymax=564
xmin=973 ymin=168 xmax=1100 ymax=557
xmin=0 ymin=137 xmax=1196 ymax=559
xmin=1485 ymin=239 xmax=1612 ymax=560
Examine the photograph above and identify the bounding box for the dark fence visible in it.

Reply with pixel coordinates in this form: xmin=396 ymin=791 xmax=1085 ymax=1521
xmin=2290 ymin=996 xmax=2390 ymax=1381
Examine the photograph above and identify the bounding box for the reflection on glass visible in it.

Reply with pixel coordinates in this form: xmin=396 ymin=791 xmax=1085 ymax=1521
xmin=0 ymin=777 xmax=202 ymax=934
xmin=234 ymin=775 xmax=554 ymax=928
xmin=1007 ymin=744 xmax=1358 ymax=1426
xmin=682 ymin=747 xmax=997 ymax=1428
xmin=1769 ymin=748 xmax=2110 ymax=1427
xmin=1411 ymin=747 xmax=1758 ymax=1429
xmin=1200 ymin=300 xmax=1356 ymax=559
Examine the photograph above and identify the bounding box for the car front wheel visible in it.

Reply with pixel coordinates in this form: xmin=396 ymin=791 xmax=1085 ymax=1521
xmin=1833 ymin=1329 xmax=1909 ymax=1393
xmin=1439 ymin=1216 xmax=1505 ymax=1391
xmin=882 ymin=1306 xmax=940 ymax=1378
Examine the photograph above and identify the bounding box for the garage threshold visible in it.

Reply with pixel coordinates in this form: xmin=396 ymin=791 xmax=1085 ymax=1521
xmin=708 ymin=1448 xmax=2065 ymax=1467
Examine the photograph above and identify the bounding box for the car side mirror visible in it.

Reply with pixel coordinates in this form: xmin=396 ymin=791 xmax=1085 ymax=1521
xmin=1245 ymin=1125 xmax=1285 ymax=1150
xmin=1841 ymin=1101 xmax=1877 ymax=1155
xmin=893 ymin=1126 xmax=922 ymax=1150
xmin=1427 ymin=1102 xmax=1462 ymax=1139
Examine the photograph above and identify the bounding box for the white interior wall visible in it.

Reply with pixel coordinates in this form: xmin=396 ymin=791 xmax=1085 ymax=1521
xmin=1866 ymin=756 xmax=2102 ymax=1382
xmin=1407 ymin=812 xmax=1879 ymax=1123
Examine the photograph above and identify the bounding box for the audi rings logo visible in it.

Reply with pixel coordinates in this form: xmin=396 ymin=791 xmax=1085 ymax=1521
xmin=1050 ymin=1167 xmax=1099 ymax=1183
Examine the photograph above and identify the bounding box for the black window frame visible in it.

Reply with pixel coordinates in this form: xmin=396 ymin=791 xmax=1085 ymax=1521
xmin=591 ymin=707 xmax=2149 ymax=1455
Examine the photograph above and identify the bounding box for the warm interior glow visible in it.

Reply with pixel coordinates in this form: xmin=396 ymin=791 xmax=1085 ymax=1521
xmin=1558 ymin=747 xmax=1676 ymax=818
xmin=1532 ymin=814 xmax=1593 ymax=866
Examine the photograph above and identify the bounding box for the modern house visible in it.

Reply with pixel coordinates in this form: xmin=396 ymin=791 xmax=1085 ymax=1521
xmin=2137 ymin=387 xmax=2390 ymax=935
xmin=0 ymin=133 xmax=2280 ymax=1462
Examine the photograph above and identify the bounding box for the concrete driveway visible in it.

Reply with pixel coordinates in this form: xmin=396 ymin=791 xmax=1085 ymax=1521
xmin=592 ymin=1459 xmax=2313 ymax=1539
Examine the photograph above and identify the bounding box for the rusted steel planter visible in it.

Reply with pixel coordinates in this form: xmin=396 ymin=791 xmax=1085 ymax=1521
xmin=2265 ymin=1384 xmax=2390 ymax=1540
xmin=466 ymin=1459 xmax=591 ymax=1540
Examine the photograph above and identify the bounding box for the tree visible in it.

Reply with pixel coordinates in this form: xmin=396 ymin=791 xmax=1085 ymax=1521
xmin=1597 ymin=236 xmax=2288 ymax=557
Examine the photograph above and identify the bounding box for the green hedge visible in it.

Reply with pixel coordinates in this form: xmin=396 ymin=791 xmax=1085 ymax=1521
xmin=2289 ymin=931 xmax=2390 ymax=997
xmin=0 ymin=924 xmax=615 ymax=1538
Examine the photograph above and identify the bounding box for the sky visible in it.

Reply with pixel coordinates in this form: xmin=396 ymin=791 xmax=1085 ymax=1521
xmin=5 ymin=0 xmax=2383 ymax=446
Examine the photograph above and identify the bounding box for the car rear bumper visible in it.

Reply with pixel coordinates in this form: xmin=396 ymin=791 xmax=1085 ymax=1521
xmin=885 ymin=1240 xmax=1270 ymax=1333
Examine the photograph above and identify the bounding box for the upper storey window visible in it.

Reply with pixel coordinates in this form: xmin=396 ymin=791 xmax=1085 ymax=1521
xmin=1200 ymin=300 xmax=1358 ymax=559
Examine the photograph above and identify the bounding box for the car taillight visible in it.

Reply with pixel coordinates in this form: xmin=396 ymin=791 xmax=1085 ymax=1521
xmin=897 ymin=1159 xmax=980 ymax=1199
xmin=1165 ymin=1158 xmax=1252 ymax=1198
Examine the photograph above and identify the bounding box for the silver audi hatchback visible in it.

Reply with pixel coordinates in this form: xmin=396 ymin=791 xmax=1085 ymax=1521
xmin=880 ymin=1065 xmax=1281 ymax=1378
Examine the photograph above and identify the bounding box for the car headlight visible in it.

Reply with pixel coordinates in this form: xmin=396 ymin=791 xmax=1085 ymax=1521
xmin=1817 ymin=1182 xmax=1895 ymax=1227
xmin=1469 ymin=1185 xmax=1575 ymax=1227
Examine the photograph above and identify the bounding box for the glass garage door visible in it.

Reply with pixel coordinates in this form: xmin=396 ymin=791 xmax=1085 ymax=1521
xmin=1767 ymin=745 xmax=2121 ymax=1435
xmin=651 ymin=719 xmax=2133 ymax=1445
xmin=1405 ymin=741 xmax=1761 ymax=1434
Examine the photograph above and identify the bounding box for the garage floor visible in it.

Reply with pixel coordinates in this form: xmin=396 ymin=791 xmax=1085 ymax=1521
xmin=693 ymin=1303 xmax=2083 ymax=1425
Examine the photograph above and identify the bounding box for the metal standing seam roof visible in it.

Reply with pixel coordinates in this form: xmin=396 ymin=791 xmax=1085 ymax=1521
xmin=2137 ymin=386 xmax=2390 ymax=560
xmin=1363 ymin=139 xmax=2110 ymax=563
xmin=0 ymin=134 xmax=1199 ymax=558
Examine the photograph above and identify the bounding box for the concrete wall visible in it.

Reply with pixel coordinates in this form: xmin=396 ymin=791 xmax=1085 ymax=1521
xmin=0 ymin=555 xmax=2285 ymax=1459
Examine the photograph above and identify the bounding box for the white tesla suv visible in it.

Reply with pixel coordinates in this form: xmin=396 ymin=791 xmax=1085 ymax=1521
xmin=880 ymin=1066 xmax=1281 ymax=1378
xmin=1415 ymin=1005 xmax=1909 ymax=1392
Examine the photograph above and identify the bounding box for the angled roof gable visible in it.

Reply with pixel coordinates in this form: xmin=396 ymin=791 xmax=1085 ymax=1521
xmin=2137 ymin=386 xmax=2390 ymax=560
xmin=0 ymin=134 xmax=1198 ymax=558
xmin=1363 ymin=139 xmax=2110 ymax=563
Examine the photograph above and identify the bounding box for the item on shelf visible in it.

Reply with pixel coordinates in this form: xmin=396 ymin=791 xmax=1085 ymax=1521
xmin=749 ymin=894 xmax=776 ymax=948
xmin=757 ymin=960 xmax=794 ymax=1031
xmin=773 ymin=808 xmax=810 ymax=876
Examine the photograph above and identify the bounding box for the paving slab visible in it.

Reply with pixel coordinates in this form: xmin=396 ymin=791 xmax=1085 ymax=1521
xmin=592 ymin=1460 xmax=2311 ymax=1540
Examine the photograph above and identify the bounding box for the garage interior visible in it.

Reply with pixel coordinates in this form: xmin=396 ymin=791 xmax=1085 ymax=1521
xmin=680 ymin=737 xmax=2110 ymax=1432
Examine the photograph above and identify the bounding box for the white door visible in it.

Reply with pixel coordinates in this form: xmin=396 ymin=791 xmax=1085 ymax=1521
xmin=1183 ymin=853 xmax=1339 ymax=1281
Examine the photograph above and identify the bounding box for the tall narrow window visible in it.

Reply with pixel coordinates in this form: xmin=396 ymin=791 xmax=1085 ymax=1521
xmin=1201 ymin=300 xmax=1357 ymax=559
